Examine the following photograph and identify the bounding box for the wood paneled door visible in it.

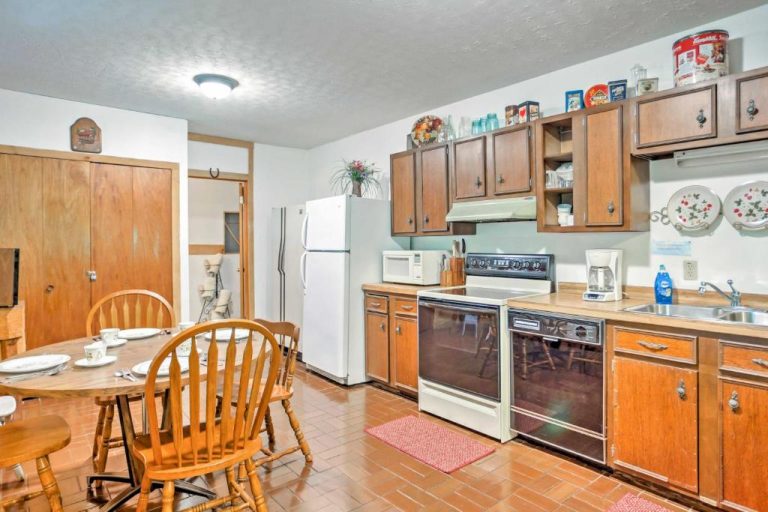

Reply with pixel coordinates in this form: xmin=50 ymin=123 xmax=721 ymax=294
xmin=585 ymin=106 xmax=623 ymax=226
xmin=0 ymin=147 xmax=178 ymax=349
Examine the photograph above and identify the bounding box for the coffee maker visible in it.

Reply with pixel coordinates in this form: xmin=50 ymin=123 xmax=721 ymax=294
xmin=583 ymin=249 xmax=622 ymax=302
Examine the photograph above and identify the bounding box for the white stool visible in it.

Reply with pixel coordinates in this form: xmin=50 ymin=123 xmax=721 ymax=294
xmin=0 ymin=396 xmax=26 ymax=481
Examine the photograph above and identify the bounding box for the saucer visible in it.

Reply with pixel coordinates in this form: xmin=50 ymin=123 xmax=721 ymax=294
xmin=75 ymin=355 xmax=117 ymax=368
xmin=105 ymin=337 xmax=128 ymax=348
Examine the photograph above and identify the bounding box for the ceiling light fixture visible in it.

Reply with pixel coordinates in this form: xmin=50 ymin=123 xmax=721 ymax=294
xmin=193 ymin=73 xmax=239 ymax=99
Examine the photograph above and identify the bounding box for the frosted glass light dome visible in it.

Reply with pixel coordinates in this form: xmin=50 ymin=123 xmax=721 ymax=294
xmin=193 ymin=74 xmax=239 ymax=99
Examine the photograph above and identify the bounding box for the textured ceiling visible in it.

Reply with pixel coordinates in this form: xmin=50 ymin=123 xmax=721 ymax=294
xmin=0 ymin=0 xmax=762 ymax=148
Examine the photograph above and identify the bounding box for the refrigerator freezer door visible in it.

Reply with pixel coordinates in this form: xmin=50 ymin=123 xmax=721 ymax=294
xmin=301 ymin=251 xmax=350 ymax=381
xmin=305 ymin=195 xmax=350 ymax=251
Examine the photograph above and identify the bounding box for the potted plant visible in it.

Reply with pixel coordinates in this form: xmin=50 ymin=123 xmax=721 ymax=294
xmin=330 ymin=159 xmax=381 ymax=197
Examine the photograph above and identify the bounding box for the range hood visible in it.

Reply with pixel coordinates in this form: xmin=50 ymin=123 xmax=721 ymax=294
xmin=445 ymin=196 xmax=536 ymax=223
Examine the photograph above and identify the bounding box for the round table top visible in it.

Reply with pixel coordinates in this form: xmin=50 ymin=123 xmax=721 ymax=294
xmin=0 ymin=331 xmax=254 ymax=399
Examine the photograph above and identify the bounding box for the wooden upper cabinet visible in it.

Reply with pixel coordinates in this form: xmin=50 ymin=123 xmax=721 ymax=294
xmin=586 ymin=107 xmax=623 ymax=226
xmin=736 ymin=71 xmax=768 ymax=134
xmin=635 ymin=85 xmax=717 ymax=149
xmin=721 ymin=380 xmax=768 ymax=512
xmin=390 ymin=152 xmax=417 ymax=235
xmin=612 ymin=357 xmax=698 ymax=492
xmin=453 ymin=136 xmax=487 ymax=200
xmin=491 ymin=127 xmax=532 ymax=196
xmin=420 ymin=145 xmax=449 ymax=232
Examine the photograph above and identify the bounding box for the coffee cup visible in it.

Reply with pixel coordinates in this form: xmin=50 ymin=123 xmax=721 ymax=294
xmin=84 ymin=342 xmax=107 ymax=362
xmin=100 ymin=328 xmax=119 ymax=343
xmin=178 ymin=321 xmax=195 ymax=332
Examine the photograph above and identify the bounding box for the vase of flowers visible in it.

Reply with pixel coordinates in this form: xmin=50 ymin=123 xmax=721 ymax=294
xmin=330 ymin=159 xmax=381 ymax=197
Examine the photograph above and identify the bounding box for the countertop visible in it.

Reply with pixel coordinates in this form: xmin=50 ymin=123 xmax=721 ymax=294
xmin=362 ymin=282 xmax=436 ymax=296
xmin=508 ymin=287 xmax=768 ymax=341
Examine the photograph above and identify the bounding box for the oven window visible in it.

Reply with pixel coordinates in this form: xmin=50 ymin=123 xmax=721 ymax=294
xmin=418 ymin=301 xmax=500 ymax=401
xmin=511 ymin=333 xmax=603 ymax=435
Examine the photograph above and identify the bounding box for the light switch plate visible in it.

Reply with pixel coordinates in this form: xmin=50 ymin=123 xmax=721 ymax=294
xmin=683 ymin=260 xmax=698 ymax=281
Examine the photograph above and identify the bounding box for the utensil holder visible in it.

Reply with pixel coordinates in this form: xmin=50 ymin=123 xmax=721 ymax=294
xmin=440 ymin=258 xmax=466 ymax=287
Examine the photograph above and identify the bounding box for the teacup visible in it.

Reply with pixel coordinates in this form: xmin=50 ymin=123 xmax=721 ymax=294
xmin=84 ymin=342 xmax=107 ymax=362
xmin=178 ymin=321 xmax=195 ymax=332
xmin=100 ymin=328 xmax=120 ymax=343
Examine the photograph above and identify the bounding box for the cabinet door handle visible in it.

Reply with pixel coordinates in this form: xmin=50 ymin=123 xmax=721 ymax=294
xmin=396 ymin=326 xmax=402 ymax=335
xmin=752 ymin=358 xmax=768 ymax=368
xmin=407 ymin=216 xmax=413 ymax=225
xmin=370 ymin=302 xmax=382 ymax=307
xmin=475 ymin=177 xmax=483 ymax=188
xmin=676 ymin=380 xmax=687 ymax=400
xmin=728 ymin=391 xmax=740 ymax=411
xmin=747 ymin=99 xmax=758 ymax=120
xmin=45 ymin=284 xmax=55 ymax=293
xmin=497 ymin=175 xmax=505 ymax=184
xmin=607 ymin=201 xmax=615 ymax=214
xmin=400 ymin=305 xmax=414 ymax=311
xmin=379 ymin=322 xmax=386 ymax=331
xmin=424 ymin=215 xmax=429 ymax=224
xmin=696 ymin=109 xmax=707 ymax=128
xmin=637 ymin=340 xmax=668 ymax=351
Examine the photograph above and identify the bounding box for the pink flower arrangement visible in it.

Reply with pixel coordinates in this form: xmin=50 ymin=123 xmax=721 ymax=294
xmin=330 ymin=159 xmax=381 ymax=197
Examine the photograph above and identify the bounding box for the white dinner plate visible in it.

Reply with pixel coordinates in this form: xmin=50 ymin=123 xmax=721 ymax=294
xmin=118 ymin=328 xmax=162 ymax=340
xmin=105 ymin=338 xmax=128 ymax=348
xmin=75 ymin=355 xmax=117 ymax=368
xmin=0 ymin=354 xmax=71 ymax=374
xmin=203 ymin=328 xmax=251 ymax=342
xmin=132 ymin=357 xmax=189 ymax=377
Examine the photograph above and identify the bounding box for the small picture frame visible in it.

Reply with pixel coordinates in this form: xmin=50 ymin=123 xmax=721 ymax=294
xmin=608 ymin=80 xmax=628 ymax=102
xmin=565 ymin=90 xmax=584 ymax=112
xmin=637 ymin=77 xmax=659 ymax=96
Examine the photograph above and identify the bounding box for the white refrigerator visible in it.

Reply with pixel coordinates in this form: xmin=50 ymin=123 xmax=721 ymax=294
xmin=270 ymin=204 xmax=306 ymax=353
xmin=300 ymin=195 xmax=400 ymax=385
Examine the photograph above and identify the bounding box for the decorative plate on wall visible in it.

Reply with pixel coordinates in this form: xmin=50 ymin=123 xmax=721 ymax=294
xmin=666 ymin=185 xmax=721 ymax=231
xmin=410 ymin=115 xmax=442 ymax=146
xmin=723 ymin=180 xmax=768 ymax=231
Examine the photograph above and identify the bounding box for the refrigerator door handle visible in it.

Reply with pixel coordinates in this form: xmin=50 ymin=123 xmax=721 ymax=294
xmin=301 ymin=213 xmax=309 ymax=250
xmin=300 ymin=251 xmax=308 ymax=291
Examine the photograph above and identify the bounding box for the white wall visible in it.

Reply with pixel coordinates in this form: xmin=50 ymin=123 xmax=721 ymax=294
xmin=187 ymin=178 xmax=242 ymax=321
xmin=0 ymin=88 xmax=191 ymax=313
xmin=307 ymin=5 xmax=768 ymax=294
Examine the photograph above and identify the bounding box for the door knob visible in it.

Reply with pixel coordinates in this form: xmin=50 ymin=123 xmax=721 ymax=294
xmin=407 ymin=217 xmax=413 ymax=225
xmin=45 ymin=284 xmax=54 ymax=293
xmin=424 ymin=215 xmax=430 ymax=224
xmin=475 ymin=177 xmax=482 ymax=188
xmin=379 ymin=322 xmax=386 ymax=331
xmin=676 ymin=380 xmax=687 ymax=400
xmin=607 ymin=201 xmax=615 ymax=214
xmin=696 ymin=109 xmax=707 ymax=128
xmin=497 ymin=175 xmax=505 ymax=184
xmin=396 ymin=325 xmax=402 ymax=335
xmin=747 ymin=99 xmax=758 ymax=120
xmin=87 ymin=270 xmax=97 ymax=282
xmin=728 ymin=391 xmax=740 ymax=411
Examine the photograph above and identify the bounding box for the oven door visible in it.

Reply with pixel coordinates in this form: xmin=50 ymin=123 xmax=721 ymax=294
xmin=418 ymin=299 xmax=500 ymax=401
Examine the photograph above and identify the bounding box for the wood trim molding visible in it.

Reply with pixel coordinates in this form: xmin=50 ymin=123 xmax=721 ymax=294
xmin=188 ymin=168 xmax=249 ymax=182
xmin=188 ymin=132 xmax=252 ymax=149
xmin=189 ymin=244 xmax=225 ymax=255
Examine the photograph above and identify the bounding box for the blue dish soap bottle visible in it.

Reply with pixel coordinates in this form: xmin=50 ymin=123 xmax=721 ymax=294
xmin=654 ymin=264 xmax=674 ymax=304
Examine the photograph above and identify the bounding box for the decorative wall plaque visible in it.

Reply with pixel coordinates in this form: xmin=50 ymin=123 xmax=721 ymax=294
xmin=70 ymin=117 xmax=102 ymax=153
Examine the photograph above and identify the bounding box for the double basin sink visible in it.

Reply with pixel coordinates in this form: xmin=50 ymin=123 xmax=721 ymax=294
xmin=624 ymin=303 xmax=768 ymax=327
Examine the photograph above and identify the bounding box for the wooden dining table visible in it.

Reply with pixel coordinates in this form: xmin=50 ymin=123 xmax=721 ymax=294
xmin=0 ymin=330 xmax=254 ymax=511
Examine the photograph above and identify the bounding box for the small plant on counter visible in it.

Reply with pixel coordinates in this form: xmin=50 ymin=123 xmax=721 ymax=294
xmin=330 ymin=159 xmax=382 ymax=197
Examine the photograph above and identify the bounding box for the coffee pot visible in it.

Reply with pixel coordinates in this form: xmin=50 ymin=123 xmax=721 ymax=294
xmin=583 ymin=249 xmax=623 ymax=302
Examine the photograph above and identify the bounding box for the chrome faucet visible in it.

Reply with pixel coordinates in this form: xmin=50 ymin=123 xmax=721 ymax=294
xmin=699 ymin=279 xmax=742 ymax=307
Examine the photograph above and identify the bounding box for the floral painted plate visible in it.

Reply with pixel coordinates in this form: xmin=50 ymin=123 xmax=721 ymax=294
xmin=723 ymin=180 xmax=768 ymax=231
xmin=410 ymin=115 xmax=442 ymax=147
xmin=666 ymin=185 xmax=721 ymax=231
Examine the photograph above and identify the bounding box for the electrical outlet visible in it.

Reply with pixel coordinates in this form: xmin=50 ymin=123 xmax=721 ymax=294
xmin=683 ymin=260 xmax=698 ymax=281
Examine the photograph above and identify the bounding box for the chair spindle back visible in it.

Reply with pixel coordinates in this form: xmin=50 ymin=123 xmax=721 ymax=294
xmin=86 ymin=289 xmax=175 ymax=336
xmin=253 ymin=318 xmax=300 ymax=389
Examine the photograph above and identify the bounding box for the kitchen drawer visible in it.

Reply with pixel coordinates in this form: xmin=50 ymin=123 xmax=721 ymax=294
xmin=736 ymin=72 xmax=768 ymax=133
xmin=365 ymin=294 xmax=388 ymax=314
xmin=635 ymin=85 xmax=717 ymax=148
xmin=720 ymin=341 xmax=768 ymax=378
xmin=614 ymin=327 xmax=696 ymax=363
xmin=393 ymin=297 xmax=417 ymax=316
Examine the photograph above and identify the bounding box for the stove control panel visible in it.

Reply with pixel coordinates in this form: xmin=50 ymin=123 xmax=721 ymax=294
xmin=465 ymin=253 xmax=555 ymax=282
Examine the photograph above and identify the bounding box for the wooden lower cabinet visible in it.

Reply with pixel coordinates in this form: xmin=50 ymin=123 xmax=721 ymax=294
xmin=612 ymin=356 xmax=698 ymax=493
xmin=721 ymin=379 xmax=768 ymax=512
xmin=364 ymin=292 xmax=418 ymax=397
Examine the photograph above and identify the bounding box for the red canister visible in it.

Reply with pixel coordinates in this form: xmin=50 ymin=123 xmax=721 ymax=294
xmin=673 ymin=30 xmax=728 ymax=87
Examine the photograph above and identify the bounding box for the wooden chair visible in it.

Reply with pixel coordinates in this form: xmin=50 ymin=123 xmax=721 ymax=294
xmin=86 ymin=290 xmax=175 ymax=479
xmin=217 ymin=319 xmax=312 ymax=469
xmin=0 ymin=415 xmax=71 ymax=512
xmin=133 ymin=319 xmax=280 ymax=512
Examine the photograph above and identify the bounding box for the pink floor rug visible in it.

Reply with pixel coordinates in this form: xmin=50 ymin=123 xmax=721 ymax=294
xmin=607 ymin=493 xmax=675 ymax=512
xmin=365 ymin=415 xmax=495 ymax=473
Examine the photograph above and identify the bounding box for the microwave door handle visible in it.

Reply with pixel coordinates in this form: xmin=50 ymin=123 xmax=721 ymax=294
xmin=300 ymin=252 xmax=308 ymax=291
xmin=301 ymin=214 xmax=309 ymax=250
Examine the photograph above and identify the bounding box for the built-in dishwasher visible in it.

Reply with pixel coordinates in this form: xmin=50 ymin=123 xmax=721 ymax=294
xmin=509 ymin=309 xmax=605 ymax=464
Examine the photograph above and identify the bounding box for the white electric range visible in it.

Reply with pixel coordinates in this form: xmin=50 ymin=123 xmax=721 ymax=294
xmin=417 ymin=253 xmax=555 ymax=441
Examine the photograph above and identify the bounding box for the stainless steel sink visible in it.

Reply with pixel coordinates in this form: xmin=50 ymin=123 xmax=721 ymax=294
xmin=623 ymin=304 xmax=727 ymax=320
xmin=624 ymin=304 xmax=768 ymax=327
xmin=717 ymin=310 xmax=768 ymax=326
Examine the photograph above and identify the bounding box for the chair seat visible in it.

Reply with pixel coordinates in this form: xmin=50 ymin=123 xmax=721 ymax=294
xmin=0 ymin=415 xmax=71 ymax=467
xmin=219 ymin=382 xmax=292 ymax=405
xmin=132 ymin=420 xmax=263 ymax=481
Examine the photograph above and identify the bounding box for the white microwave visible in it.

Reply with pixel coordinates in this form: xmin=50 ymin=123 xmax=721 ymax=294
xmin=382 ymin=250 xmax=448 ymax=285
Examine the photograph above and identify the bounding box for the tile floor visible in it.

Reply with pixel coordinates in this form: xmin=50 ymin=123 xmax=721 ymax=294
xmin=1 ymin=365 xmax=700 ymax=511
